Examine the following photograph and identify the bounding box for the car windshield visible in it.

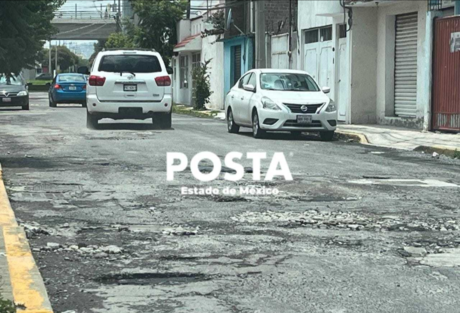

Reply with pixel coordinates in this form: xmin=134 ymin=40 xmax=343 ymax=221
xmin=0 ymin=74 xmax=23 ymax=86
xmin=58 ymin=75 xmax=86 ymax=82
xmin=260 ymin=73 xmax=320 ymax=92
xmin=98 ymin=55 xmax=162 ymax=73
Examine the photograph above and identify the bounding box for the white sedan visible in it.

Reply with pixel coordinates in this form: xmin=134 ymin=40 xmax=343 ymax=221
xmin=225 ymin=69 xmax=337 ymax=140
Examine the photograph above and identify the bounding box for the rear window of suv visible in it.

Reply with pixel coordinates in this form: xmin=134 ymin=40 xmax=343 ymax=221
xmin=98 ymin=55 xmax=162 ymax=73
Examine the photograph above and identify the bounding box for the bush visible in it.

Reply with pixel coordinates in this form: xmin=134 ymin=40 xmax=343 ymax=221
xmin=0 ymin=296 xmax=16 ymax=313
xmin=192 ymin=59 xmax=213 ymax=110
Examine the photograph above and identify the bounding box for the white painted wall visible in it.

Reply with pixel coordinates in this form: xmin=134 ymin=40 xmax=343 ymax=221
xmin=202 ymin=32 xmax=224 ymax=110
xmin=349 ymin=7 xmax=378 ymax=124
xmin=297 ymin=1 xmax=343 ymax=31
xmin=297 ymin=0 xmax=433 ymax=129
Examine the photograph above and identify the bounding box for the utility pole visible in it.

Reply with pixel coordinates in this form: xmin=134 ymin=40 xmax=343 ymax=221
xmin=186 ymin=0 xmax=191 ymax=19
xmin=255 ymin=0 xmax=266 ymax=68
xmin=55 ymin=43 xmax=58 ymax=76
xmin=48 ymin=41 xmax=52 ymax=75
xmin=288 ymin=0 xmax=292 ymax=69
xmin=75 ymin=3 xmax=77 ymax=19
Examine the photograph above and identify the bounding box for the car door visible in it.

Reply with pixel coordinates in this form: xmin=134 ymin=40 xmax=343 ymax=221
xmin=239 ymin=73 xmax=256 ymax=125
xmin=231 ymin=73 xmax=251 ymax=123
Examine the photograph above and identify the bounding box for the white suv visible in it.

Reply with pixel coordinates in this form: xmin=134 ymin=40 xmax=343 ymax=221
xmin=86 ymin=49 xmax=172 ymax=129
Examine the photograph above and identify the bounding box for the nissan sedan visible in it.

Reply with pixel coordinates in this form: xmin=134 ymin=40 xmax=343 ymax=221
xmin=225 ymin=69 xmax=337 ymax=140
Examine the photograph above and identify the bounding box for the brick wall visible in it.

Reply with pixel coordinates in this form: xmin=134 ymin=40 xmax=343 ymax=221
xmin=223 ymin=0 xmax=298 ymax=38
xmin=265 ymin=0 xmax=297 ymax=35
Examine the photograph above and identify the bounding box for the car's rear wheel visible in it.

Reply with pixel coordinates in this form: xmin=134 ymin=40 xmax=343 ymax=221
xmin=86 ymin=110 xmax=99 ymax=129
xmin=154 ymin=111 xmax=172 ymax=129
xmin=82 ymin=101 xmax=87 ymax=108
xmin=22 ymin=102 xmax=29 ymax=110
xmin=227 ymin=108 xmax=239 ymax=133
xmin=49 ymin=96 xmax=56 ymax=108
xmin=320 ymin=131 xmax=335 ymax=141
xmin=252 ymin=111 xmax=266 ymax=139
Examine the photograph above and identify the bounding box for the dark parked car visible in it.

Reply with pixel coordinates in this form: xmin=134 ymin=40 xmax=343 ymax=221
xmin=35 ymin=73 xmax=53 ymax=80
xmin=0 ymin=74 xmax=29 ymax=110
xmin=49 ymin=73 xmax=87 ymax=107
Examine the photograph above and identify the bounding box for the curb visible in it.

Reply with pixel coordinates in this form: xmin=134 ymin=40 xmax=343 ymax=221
xmin=0 ymin=164 xmax=53 ymax=313
xmin=336 ymin=130 xmax=460 ymax=158
xmin=335 ymin=130 xmax=370 ymax=144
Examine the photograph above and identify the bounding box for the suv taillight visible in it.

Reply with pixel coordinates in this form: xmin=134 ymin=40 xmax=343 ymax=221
xmin=155 ymin=76 xmax=171 ymax=87
xmin=89 ymin=75 xmax=106 ymax=86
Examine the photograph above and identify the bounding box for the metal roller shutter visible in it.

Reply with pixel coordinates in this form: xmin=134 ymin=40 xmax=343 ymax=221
xmin=394 ymin=12 xmax=418 ymax=117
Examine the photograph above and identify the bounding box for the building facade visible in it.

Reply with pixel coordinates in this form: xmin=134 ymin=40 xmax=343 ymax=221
xmin=172 ymin=7 xmax=225 ymax=110
xmin=297 ymin=0 xmax=456 ymax=130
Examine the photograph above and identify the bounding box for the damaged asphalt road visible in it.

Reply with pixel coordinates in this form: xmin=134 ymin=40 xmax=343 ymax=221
xmin=0 ymin=97 xmax=460 ymax=313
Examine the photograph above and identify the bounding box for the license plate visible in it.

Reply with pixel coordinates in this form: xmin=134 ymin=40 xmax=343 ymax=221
xmin=124 ymin=84 xmax=137 ymax=92
xmin=2 ymin=98 xmax=11 ymax=103
xmin=297 ymin=115 xmax=312 ymax=124
xmin=69 ymin=86 xmax=77 ymax=91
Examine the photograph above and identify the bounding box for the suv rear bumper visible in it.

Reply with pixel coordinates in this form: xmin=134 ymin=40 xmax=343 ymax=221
xmin=86 ymin=94 xmax=172 ymax=119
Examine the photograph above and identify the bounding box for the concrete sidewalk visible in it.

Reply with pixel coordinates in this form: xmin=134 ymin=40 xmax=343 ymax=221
xmin=337 ymin=124 xmax=460 ymax=153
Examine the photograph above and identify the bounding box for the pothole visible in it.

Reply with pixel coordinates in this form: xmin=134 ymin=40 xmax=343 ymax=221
xmin=94 ymin=272 xmax=209 ymax=286
xmin=232 ymin=210 xmax=460 ymax=232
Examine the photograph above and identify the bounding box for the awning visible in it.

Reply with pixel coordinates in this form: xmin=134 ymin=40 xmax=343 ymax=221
xmin=174 ymin=34 xmax=202 ymax=53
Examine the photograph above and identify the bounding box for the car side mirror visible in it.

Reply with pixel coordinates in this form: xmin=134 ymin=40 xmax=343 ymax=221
xmin=322 ymin=86 xmax=331 ymax=94
xmin=167 ymin=67 xmax=173 ymax=75
xmin=243 ymin=84 xmax=255 ymax=92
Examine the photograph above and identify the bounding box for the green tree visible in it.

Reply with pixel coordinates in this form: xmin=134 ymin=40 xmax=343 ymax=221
xmin=0 ymin=0 xmax=66 ymax=75
xmin=130 ymin=0 xmax=187 ymax=65
xmin=192 ymin=59 xmax=213 ymax=110
xmin=41 ymin=46 xmax=80 ymax=71
xmin=105 ymin=33 xmax=135 ymax=49
xmin=89 ymin=39 xmax=107 ymax=65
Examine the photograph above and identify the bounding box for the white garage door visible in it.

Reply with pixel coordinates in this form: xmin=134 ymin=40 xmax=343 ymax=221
xmin=394 ymin=12 xmax=418 ymax=117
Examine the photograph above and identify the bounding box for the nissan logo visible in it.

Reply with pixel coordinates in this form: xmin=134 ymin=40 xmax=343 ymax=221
xmin=300 ymin=105 xmax=308 ymax=113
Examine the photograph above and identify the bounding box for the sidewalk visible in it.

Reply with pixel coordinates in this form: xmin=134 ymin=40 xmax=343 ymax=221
xmin=337 ymin=124 xmax=460 ymax=154
xmin=0 ymin=164 xmax=53 ymax=312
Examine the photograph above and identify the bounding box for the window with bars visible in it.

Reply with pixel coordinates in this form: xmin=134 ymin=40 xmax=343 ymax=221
xmin=305 ymin=26 xmax=333 ymax=44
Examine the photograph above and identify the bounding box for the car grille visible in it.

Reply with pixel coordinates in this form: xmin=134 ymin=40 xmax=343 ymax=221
xmin=283 ymin=103 xmax=323 ymax=114
xmin=284 ymin=120 xmax=323 ymax=128
xmin=0 ymin=92 xmax=18 ymax=97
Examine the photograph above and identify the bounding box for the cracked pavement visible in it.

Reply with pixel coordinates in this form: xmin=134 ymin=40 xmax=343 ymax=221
xmin=0 ymin=94 xmax=460 ymax=313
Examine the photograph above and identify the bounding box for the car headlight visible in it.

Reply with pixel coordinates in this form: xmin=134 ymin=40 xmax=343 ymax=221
xmin=325 ymin=99 xmax=336 ymax=112
xmin=262 ymin=97 xmax=281 ymax=111
xmin=17 ymin=91 xmax=28 ymax=96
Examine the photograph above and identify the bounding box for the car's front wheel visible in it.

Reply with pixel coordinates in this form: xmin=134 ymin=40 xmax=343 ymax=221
xmin=86 ymin=110 xmax=99 ymax=129
xmin=22 ymin=102 xmax=29 ymax=110
xmin=252 ymin=111 xmax=266 ymax=139
xmin=227 ymin=108 xmax=239 ymax=133
xmin=320 ymin=131 xmax=335 ymax=141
